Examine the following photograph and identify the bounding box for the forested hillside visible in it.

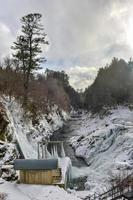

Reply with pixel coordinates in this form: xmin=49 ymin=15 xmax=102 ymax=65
xmin=84 ymin=58 xmax=133 ymax=112
xmin=0 ymin=13 xmax=81 ymax=118
xmin=0 ymin=61 xmax=81 ymax=115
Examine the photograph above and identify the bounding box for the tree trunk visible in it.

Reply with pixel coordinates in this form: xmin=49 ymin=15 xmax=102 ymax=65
xmin=23 ymin=35 xmax=32 ymax=106
xmin=23 ymin=71 xmax=30 ymax=106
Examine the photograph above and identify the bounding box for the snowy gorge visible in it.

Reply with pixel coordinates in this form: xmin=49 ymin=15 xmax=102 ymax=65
xmin=70 ymin=107 xmax=133 ymax=194
xmin=1 ymin=97 xmax=133 ymax=199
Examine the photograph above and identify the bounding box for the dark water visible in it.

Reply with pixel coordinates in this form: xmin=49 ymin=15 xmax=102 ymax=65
xmin=50 ymin=114 xmax=88 ymax=190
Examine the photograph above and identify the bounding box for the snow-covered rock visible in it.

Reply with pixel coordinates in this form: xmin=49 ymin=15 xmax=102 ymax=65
xmin=1 ymin=97 xmax=68 ymax=159
xmin=70 ymin=106 xmax=133 ymax=194
xmin=0 ymin=140 xmax=17 ymax=181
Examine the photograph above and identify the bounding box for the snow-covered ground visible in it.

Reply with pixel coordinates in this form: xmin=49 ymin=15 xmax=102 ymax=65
xmin=0 ymin=180 xmax=81 ymax=200
xmin=70 ymin=107 xmax=133 ymax=194
xmin=1 ymin=96 xmax=133 ymax=199
xmin=0 ymin=97 xmax=79 ymax=200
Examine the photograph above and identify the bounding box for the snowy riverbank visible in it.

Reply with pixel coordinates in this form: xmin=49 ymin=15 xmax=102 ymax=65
xmin=1 ymin=97 xmax=133 ymax=198
xmin=0 ymin=97 xmax=79 ymax=200
xmin=0 ymin=180 xmax=82 ymax=200
xmin=70 ymin=107 xmax=133 ymax=194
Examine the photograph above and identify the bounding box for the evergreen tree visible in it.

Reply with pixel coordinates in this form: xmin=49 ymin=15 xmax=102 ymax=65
xmin=12 ymin=13 xmax=49 ymax=104
xmin=84 ymin=58 xmax=132 ymax=112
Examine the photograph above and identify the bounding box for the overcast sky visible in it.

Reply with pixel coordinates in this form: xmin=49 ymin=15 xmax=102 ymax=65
xmin=0 ymin=0 xmax=133 ymax=89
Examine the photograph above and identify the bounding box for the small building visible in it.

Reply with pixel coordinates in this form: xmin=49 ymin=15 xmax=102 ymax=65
xmin=14 ymin=159 xmax=62 ymax=185
xmin=14 ymin=141 xmax=72 ymax=188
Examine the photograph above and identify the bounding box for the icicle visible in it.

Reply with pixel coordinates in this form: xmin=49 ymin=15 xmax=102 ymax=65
xmin=53 ymin=144 xmax=58 ymax=158
xmin=37 ymin=142 xmax=40 ymax=159
xmin=55 ymin=144 xmax=59 ymax=158
xmin=42 ymin=143 xmax=45 ymax=159
xmin=51 ymin=147 xmax=54 ymax=158
xmin=61 ymin=141 xmax=65 ymax=158
xmin=45 ymin=144 xmax=52 ymax=159
xmin=53 ymin=145 xmax=56 ymax=158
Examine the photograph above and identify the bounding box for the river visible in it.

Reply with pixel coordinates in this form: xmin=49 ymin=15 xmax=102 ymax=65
xmin=50 ymin=113 xmax=88 ymax=190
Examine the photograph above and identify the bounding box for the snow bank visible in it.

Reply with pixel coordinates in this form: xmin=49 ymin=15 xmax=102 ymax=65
xmin=0 ymin=180 xmax=81 ymax=200
xmin=2 ymin=97 xmax=68 ymax=159
xmin=70 ymin=107 xmax=133 ymax=194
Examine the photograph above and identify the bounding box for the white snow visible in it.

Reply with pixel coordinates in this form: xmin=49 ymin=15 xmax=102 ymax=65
xmin=0 ymin=180 xmax=81 ymax=200
xmin=2 ymin=96 xmax=133 ymax=198
xmin=1 ymin=97 xmax=68 ymax=159
xmin=70 ymin=107 xmax=133 ymax=194
xmin=0 ymin=97 xmax=79 ymax=200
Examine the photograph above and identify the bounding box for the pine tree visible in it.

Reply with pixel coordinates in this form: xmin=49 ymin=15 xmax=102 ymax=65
xmin=12 ymin=13 xmax=49 ymax=105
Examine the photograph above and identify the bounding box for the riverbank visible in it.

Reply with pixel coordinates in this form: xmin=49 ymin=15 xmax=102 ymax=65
xmin=70 ymin=107 xmax=133 ymax=194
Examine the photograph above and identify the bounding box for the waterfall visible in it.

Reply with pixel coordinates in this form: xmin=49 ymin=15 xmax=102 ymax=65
xmin=61 ymin=142 xmax=65 ymax=158
xmin=53 ymin=144 xmax=58 ymax=158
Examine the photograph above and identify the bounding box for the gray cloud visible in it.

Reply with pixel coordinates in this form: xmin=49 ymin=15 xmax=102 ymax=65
xmin=0 ymin=0 xmax=133 ymax=89
xmin=0 ymin=22 xmax=14 ymax=58
xmin=66 ymin=66 xmax=97 ymax=90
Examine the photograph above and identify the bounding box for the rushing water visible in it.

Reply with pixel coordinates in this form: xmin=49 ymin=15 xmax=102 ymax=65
xmin=50 ymin=113 xmax=88 ymax=190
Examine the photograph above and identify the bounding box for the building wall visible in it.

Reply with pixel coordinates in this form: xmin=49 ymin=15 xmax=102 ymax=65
xmin=19 ymin=169 xmax=61 ymax=185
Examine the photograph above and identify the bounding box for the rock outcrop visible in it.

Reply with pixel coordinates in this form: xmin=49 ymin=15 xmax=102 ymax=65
xmin=0 ymin=103 xmax=9 ymax=142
